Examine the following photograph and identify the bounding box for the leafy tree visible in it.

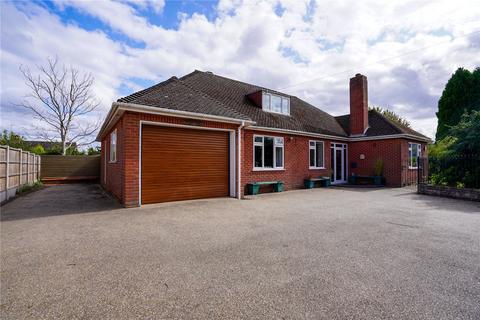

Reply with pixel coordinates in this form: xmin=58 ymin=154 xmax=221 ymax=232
xmin=43 ymin=144 xmax=84 ymax=155
xmin=369 ymin=106 xmax=411 ymax=128
xmin=448 ymin=111 xmax=480 ymax=155
xmin=0 ymin=130 xmax=30 ymax=150
xmin=429 ymin=111 xmax=480 ymax=188
xmin=87 ymin=146 xmax=101 ymax=155
xmin=435 ymin=67 xmax=480 ymax=140
xmin=30 ymin=144 xmax=46 ymax=155
xmin=427 ymin=136 xmax=455 ymax=158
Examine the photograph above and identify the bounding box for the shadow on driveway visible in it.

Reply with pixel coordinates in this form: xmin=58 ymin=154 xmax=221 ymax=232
xmin=392 ymin=188 xmax=480 ymax=214
xmin=1 ymin=184 xmax=122 ymax=221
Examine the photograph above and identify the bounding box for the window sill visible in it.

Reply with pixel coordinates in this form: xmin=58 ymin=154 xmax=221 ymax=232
xmin=309 ymin=167 xmax=326 ymax=170
xmin=109 ymin=161 xmax=117 ymax=164
xmin=408 ymin=167 xmax=418 ymax=170
xmin=252 ymin=168 xmax=285 ymax=172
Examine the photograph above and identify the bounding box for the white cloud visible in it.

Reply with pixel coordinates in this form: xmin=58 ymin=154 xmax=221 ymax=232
xmin=1 ymin=0 xmax=480 ymax=142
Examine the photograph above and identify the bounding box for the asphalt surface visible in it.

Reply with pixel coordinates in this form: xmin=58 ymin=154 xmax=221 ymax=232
xmin=1 ymin=184 xmax=479 ymax=319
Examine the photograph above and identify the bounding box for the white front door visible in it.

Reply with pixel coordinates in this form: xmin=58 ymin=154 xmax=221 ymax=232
xmin=331 ymin=143 xmax=347 ymax=184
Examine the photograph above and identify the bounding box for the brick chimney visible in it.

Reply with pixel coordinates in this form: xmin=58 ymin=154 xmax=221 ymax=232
xmin=349 ymin=73 xmax=369 ymax=136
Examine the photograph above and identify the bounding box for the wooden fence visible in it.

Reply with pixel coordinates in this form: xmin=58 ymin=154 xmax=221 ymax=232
xmin=0 ymin=145 xmax=41 ymax=203
xmin=40 ymin=155 xmax=100 ymax=182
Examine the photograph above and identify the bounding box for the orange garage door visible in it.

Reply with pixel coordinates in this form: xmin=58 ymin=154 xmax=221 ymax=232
xmin=141 ymin=125 xmax=230 ymax=204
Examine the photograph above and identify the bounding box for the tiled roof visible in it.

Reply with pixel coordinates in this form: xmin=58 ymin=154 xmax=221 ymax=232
xmin=179 ymin=71 xmax=348 ymax=136
xmin=335 ymin=110 xmax=430 ymax=140
xmin=118 ymin=70 xmax=428 ymax=140
xmin=118 ymin=76 xmax=251 ymax=121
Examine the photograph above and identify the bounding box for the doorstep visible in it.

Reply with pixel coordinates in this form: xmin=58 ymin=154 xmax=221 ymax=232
xmin=331 ymin=184 xmax=385 ymax=188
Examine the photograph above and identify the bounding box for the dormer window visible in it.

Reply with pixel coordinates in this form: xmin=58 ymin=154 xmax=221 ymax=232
xmin=262 ymin=92 xmax=290 ymax=115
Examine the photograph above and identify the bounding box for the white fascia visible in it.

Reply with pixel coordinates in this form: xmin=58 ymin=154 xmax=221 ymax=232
xmin=96 ymin=102 xmax=254 ymax=141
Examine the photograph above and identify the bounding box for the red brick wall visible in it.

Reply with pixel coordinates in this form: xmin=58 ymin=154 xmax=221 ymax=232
xmin=400 ymin=140 xmax=428 ymax=186
xmin=102 ymin=112 xmax=240 ymax=207
xmin=241 ymin=129 xmax=336 ymax=196
xmin=348 ymin=138 xmax=427 ymax=187
xmin=101 ymin=111 xmax=428 ymax=205
xmin=101 ymin=117 xmax=124 ymax=201
xmin=349 ymin=74 xmax=369 ymax=135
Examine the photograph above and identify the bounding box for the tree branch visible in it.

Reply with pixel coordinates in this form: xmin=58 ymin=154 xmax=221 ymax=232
xmin=17 ymin=57 xmax=100 ymax=155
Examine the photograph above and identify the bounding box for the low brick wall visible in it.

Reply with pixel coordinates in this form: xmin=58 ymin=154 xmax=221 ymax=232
xmin=418 ymin=183 xmax=480 ymax=202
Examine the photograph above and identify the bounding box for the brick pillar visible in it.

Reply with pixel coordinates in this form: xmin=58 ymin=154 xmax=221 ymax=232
xmin=122 ymin=112 xmax=141 ymax=207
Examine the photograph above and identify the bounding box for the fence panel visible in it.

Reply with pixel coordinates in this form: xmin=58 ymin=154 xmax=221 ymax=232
xmin=40 ymin=155 xmax=100 ymax=180
xmin=0 ymin=145 xmax=41 ymax=203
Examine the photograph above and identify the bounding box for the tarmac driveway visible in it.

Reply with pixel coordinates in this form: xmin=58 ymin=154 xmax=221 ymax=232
xmin=1 ymin=184 xmax=479 ymax=319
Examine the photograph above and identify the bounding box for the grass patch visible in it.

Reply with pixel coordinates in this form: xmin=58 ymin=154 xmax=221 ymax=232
xmin=18 ymin=181 xmax=44 ymax=194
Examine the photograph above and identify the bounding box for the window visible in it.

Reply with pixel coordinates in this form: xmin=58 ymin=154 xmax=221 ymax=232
xmin=254 ymin=135 xmax=284 ymax=169
xmin=309 ymin=141 xmax=324 ymax=168
xmin=110 ymin=129 xmax=117 ymax=163
xmin=408 ymin=142 xmax=421 ymax=168
xmin=262 ymin=92 xmax=290 ymax=115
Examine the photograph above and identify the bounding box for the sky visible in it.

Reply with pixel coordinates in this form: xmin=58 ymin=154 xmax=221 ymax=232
xmin=1 ymin=0 xmax=480 ymax=143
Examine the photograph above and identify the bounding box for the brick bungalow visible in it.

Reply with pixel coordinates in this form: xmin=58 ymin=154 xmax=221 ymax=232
xmin=96 ymin=71 xmax=430 ymax=207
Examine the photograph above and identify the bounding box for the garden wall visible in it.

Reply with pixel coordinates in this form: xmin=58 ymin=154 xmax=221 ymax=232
xmin=418 ymin=183 xmax=480 ymax=202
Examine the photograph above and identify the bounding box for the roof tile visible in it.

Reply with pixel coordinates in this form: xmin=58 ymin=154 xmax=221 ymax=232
xmin=117 ymin=70 xmax=428 ymax=140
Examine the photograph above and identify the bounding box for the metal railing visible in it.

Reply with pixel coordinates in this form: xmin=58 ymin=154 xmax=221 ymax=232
xmin=418 ymin=155 xmax=480 ymax=189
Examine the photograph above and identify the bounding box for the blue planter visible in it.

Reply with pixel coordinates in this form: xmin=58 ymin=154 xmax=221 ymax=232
xmin=304 ymin=180 xmax=315 ymax=189
xmin=273 ymin=182 xmax=284 ymax=192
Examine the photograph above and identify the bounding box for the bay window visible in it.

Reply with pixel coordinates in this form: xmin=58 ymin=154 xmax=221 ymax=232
xmin=408 ymin=142 xmax=421 ymax=168
xmin=309 ymin=141 xmax=324 ymax=168
xmin=254 ymin=135 xmax=284 ymax=169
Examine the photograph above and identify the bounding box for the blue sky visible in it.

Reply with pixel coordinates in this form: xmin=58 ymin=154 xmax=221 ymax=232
xmin=31 ymin=0 xmax=220 ymax=49
xmin=1 ymin=0 xmax=480 ymax=143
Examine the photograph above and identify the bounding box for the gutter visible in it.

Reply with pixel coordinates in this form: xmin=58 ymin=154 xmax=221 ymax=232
xmin=246 ymin=126 xmax=431 ymax=143
xmin=349 ymin=133 xmax=431 ymax=143
xmin=246 ymin=126 xmax=350 ymax=141
xmin=96 ymin=103 xmax=120 ymax=141
xmin=96 ymin=102 xmax=254 ymax=141
xmin=97 ymin=103 xmax=431 ymax=144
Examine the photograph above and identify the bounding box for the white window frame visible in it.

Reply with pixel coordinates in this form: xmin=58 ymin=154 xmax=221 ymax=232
xmin=408 ymin=142 xmax=421 ymax=169
xmin=262 ymin=92 xmax=290 ymax=116
xmin=253 ymin=135 xmax=284 ymax=170
xmin=110 ymin=129 xmax=117 ymax=163
xmin=309 ymin=140 xmax=325 ymax=169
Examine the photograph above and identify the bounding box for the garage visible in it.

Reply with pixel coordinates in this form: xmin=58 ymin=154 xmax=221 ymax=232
xmin=141 ymin=124 xmax=231 ymax=204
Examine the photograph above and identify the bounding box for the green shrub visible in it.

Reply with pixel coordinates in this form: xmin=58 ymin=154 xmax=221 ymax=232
xmin=456 ymin=181 xmax=465 ymax=189
xmin=428 ymin=111 xmax=480 ymax=189
xmin=18 ymin=181 xmax=43 ymax=194
xmin=30 ymin=144 xmax=45 ymax=155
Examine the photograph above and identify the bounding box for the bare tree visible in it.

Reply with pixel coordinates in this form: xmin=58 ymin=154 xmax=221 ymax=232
xmin=18 ymin=57 xmax=100 ymax=155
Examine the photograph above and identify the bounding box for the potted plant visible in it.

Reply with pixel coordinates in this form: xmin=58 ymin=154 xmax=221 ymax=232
xmin=373 ymin=159 xmax=383 ymax=185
